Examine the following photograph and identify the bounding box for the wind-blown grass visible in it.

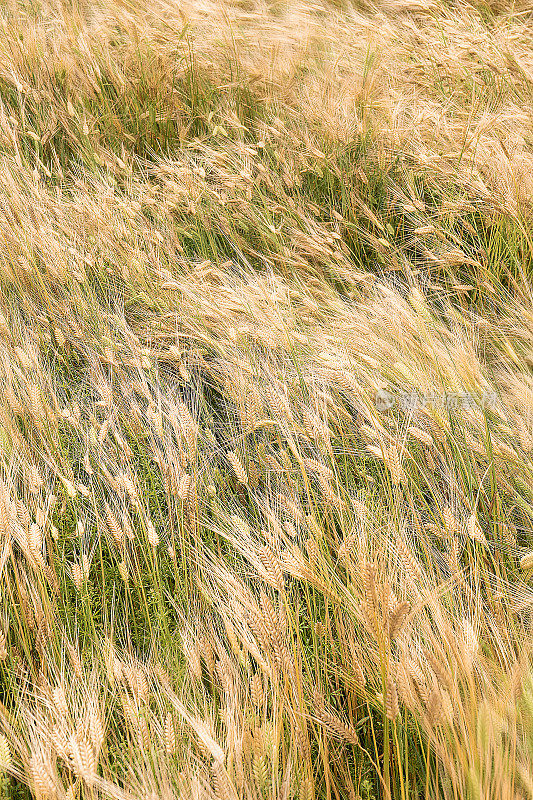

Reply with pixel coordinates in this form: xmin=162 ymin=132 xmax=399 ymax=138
xmin=0 ymin=0 xmax=533 ymax=797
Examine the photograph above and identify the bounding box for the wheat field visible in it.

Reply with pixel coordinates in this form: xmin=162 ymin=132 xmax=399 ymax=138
xmin=0 ymin=0 xmax=533 ymax=797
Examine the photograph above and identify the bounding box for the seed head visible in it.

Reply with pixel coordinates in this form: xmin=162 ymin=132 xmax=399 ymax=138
xmin=466 ymin=514 xmax=487 ymax=545
xmin=0 ymin=735 xmax=10 ymax=774
xmin=226 ymin=451 xmax=248 ymax=485
xmin=520 ymin=552 xmax=533 ymax=571
xmin=386 ymin=678 xmax=399 ymax=720
xmin=146 ymin=520 xmax=159 ymax=547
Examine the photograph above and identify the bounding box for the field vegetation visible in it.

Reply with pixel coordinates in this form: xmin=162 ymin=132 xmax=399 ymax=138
xmin=0 ymin=0 xmax=533 ymax=796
